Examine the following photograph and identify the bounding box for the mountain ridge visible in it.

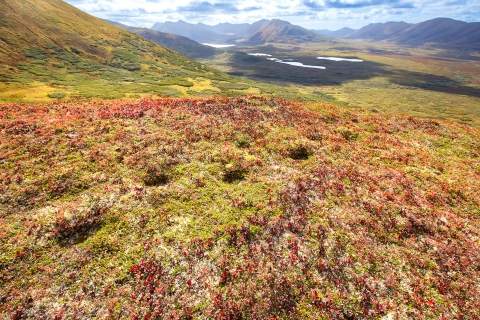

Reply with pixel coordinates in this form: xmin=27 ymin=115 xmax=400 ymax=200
xmin=322 ymin=18 xmax=480 ymax=49
xmin=345 ymin=21 xmax=411 ymax=41
xmin=197 ymin=22 xmax=251 ymax=36
xmin=311 ymin=27 xmax=356 ymax=38
xmin=393 ymin=18 xmax=479 ymax=47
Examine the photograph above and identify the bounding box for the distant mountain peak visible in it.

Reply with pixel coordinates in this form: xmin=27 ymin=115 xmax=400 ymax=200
xmin=268 ymin=19 xmax=292 ymax=26
xmin=247 ymin=19 xmax=332 ymax=44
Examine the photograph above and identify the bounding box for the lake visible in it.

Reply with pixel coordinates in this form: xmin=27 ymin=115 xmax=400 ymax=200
xmin=202 ymin=43 xmax=236 ymax=48
xmin=267 ymin=58 xmax=326 ymax=69
xmin=317 ymin=56 xmax=363 ymax=62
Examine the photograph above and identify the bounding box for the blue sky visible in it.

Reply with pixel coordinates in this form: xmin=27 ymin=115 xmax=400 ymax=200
xmin=64 ymin=0 xmax=480 ymax=30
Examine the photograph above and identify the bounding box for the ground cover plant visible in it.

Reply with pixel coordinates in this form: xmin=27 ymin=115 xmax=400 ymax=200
xmin=0 ymin=96 xmax=479 ymax=319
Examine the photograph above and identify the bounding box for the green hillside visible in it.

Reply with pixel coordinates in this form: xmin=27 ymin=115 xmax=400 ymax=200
xmin=104 ymin=20 xmax=217 ymax=59
xmin=0 ymin=0 xmax=323 ymax=103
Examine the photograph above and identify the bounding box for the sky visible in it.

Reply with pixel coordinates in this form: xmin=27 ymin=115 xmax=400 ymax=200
xmin=64 ymin=0 xmax=480 ymax=30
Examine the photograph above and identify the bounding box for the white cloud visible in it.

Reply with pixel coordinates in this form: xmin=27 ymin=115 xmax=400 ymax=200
xmin=64 ymin=0 xmax=479 ymax=30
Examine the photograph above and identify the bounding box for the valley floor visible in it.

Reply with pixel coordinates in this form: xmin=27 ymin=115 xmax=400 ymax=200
xmin=198 ymin=41 xmax=480 ymax=127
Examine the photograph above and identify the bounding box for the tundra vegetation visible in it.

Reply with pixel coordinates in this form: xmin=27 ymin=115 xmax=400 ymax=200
xmin=0 ymin=96 xmax=478 ymax=318
xmin=1 ymin=1 xmax=479 ymax=318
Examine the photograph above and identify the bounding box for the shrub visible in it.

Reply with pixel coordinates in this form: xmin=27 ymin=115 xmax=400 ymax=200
xmin=143 ymin=167 xmax=170 ymax=186
xmin=54 ymin=205 xmax=107 ymax=241
xmin=24 ymin=48 xmax=48 ymax=59
xmin=47 ymin=91 xmax=67 ymax=99
xmin=341 ymin=130 xmax=359 ymax=141
xmin=233 ymin=134 xmax=253 ymax=148
xmin=222 ymin=163 xmax=248 ymax=183
xmin=70 ymin=47 xmax=82 ymax=55
xmin=213 ymin=81 xmax=250 ymax=91
xmin=288 ymin=144 xmax=312 ymax=160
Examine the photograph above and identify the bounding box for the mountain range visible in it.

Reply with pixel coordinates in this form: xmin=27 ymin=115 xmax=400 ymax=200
xmin=313 ymin=18 xmax=480 ymax=49
xmin=149 ymin=17 xmax=479 ymax=49
xmin=150 ymin=19 xmax=333 ymax=45
xmin=151 ymin=20 xmax=227 ymax=44
xmin=198 ymin=20 xmax=269 ymax=37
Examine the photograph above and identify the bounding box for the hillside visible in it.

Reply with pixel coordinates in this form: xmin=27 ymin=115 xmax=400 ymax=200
xmin=0 ymin=0 xmax=238 ymax=102
xmin=247 ymin=19 xmax=332 ymax=44
xmin=0 ymin=0 xmax=324 ymax=103
xmin=104 ymin=20 xmax=217 ymax=58
xmin=342 ymin=18 xmax=480 ymax=49
xmin=1 ymin=96 xmax=479 ymax=318
xmin=345 ymin=22 xmax=411 ymax=41
xmin=0 ymin=0 xmax=123 ymax=64
xmin=449 ymin=21 xmax=480 ymax=46
xmin=394 ymin=18 xmax=480 ymax=49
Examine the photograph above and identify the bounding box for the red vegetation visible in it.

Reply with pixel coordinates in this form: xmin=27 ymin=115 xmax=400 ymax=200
xmin=0 ymin=96 xmax=479 ymax=318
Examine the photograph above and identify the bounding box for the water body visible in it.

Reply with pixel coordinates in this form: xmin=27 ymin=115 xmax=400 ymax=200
xmin=202 ymin=43 xmax=236 ymax=48
xmin=317 ymin=56 xmax=363 ymax=62
xmin=267 ymin=58 xmax=326 ymax=70
xmin=248 ymin=53 xmax=272 ymax=56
